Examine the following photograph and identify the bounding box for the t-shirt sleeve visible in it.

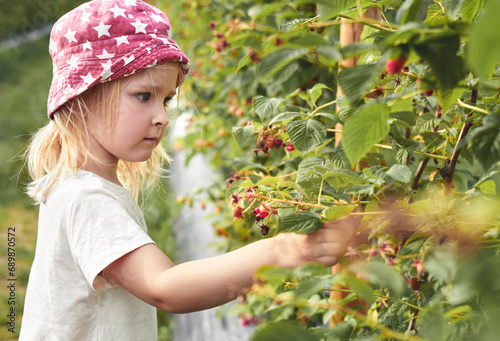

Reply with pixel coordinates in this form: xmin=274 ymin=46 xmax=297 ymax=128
xmin=67 ymin=188 xmax=155 ymax=291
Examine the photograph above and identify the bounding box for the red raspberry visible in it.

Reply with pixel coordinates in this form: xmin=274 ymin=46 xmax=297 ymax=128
xmin=385 ymin=56 xmax=408 ymax=75
xmin=285 ymin=143 xmax=295 ymax=152
xmin=274 ymin=137 xmax=283 ymax=149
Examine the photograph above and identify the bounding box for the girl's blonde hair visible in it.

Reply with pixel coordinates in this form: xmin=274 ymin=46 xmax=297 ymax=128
xmin=26 ymin=62 xmax=184 ymax=202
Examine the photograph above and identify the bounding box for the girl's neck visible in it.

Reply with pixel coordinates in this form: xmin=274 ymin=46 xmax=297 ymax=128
xmin=81 ymin=161 xmax=122 ymax=187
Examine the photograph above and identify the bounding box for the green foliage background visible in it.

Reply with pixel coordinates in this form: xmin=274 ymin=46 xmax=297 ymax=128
xmin=158 ymin=0 xmax=500 ymax=340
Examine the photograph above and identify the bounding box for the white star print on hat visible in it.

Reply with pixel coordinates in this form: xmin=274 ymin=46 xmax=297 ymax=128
xmin=47 ymin=0 xmax=190 ymax=119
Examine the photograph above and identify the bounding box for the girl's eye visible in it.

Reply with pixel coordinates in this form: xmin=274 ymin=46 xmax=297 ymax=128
xmin=163 ymin=97 xmax=173 ymax=107
xmin=136 ymin=93 xmax=151 ymax=102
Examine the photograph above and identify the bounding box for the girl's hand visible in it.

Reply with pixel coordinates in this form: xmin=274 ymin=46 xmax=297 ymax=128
xmin=272 ymin=217 xmax=362 ymax=268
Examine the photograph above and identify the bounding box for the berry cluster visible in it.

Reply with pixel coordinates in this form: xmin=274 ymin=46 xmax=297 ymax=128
xmin=252 ymin=126 xmax=294 ymax=156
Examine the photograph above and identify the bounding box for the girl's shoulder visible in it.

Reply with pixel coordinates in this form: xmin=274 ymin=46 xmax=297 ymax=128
xmin=45 ymin=170 xmax=131 ymax=205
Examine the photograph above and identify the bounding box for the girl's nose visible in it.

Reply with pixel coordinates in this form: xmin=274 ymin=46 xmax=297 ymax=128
xmin=153 ymin=105 xmax=169 ymax=127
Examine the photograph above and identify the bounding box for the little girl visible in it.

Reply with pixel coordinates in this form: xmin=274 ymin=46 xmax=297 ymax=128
xmin=20 ymin=0 xmax=360 ymax=339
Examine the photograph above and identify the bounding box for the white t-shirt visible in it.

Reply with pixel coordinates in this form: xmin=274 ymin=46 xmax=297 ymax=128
xmin=20 ymin=171 xmax=158 ymax=340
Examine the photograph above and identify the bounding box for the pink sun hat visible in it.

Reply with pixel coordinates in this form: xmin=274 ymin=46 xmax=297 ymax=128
xmin=47 ymin=0 xmax=190 ymax=119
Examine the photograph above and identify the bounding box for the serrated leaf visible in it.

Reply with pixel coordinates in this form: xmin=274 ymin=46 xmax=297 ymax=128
xmin=469 ymin=113 xmax=500 ymax=169
xmin=253 ymin=96 xmax=284 ymax=122
xmin=323 ymin=205 xmax=355 ymax=220
xmin=414 ymin=32 xmax=465 ymax=91
xmin=443 ymin=0 xmax=464 ymax=19
xmin=259 ymin=48 xmax=308 ymax=81
xmin=415 ymin=111 xmax=442 ymax=132
xmin=278 ymin=212 xmax=322 ymax=234
xmin=323 ymin=170 xmax=365 ymax=188
xmin=418 ymin=302 xmax=447 ymax=341
xmin=436 ymin=87 xmax=463 ymax=113
xmin=396 ymin=0 xmax=421 ymax=25
xmin=425 ymin=3 xmax=448 ymax=26
xmin=467 ymin=0 xmax=500 ymax=77
xmin=286 ymin=119 xmax=327 ymax=154
xmin=338 ymin=63 xmax=383 ymax=105
xmin=461 ymin=0 xmax=483 ymax=23
xmin=308 ymin=83 xmax=331 ymax=108
xmin=342 ymin=103 xmax=390 ymax=164
xmin=317 ymin=0 xmax=357 ymax=20
xmin=232 ymin=125 xmax=255 ymax=150
xmin=344 ymin=275 xmax=376 ymax=305
xmin=256 ymin=176 xmax=282 ymax=186
xmin=250 ymin=320 xmax=320 ymax=341
xmin=385 ymin=164 xmax=412 ymax=183
xmin=236 ymin=53 xmax=252 ymax=73
xmin=351 ymin=260 xmax=406 ymax=298
xmin=269 ymin=111 xmax=309 ymax=125
xmin=249 ymin=2 xmax=286 ymax=20
xmin=475 ymin=180 xmax=496 ymax=195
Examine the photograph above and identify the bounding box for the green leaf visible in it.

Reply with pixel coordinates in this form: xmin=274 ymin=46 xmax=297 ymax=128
xmin=259 ymin=48 xmax=308 ymax=81
xmin=476 ymin=161 xmax=500 ymax=185
xmin=468 ymin=113 xmax=500 ymax=169
xmin=236 ymin=53 xmax=252 ymax=73
xmin=342 ymin=103 xmax=390 ymax=165
xmin=351 ymin=260 xmax=406 ymax=298
xmin=413 ymin=32 xmax=465 ymax=91
xmin=286 ymin=119 xmax=327 ymax=154
xmin=308 ymin=83 xmax=331 ymax=109
xmin=385 ymin=164 xmax=412 ymax=183
xmin=323 ymin=170 xmax=365 ymax=188
xmin=475 ymin=180 xmax=496 ymax=195
xmin=249 ymin=2 xmax=286 ymax=20
xmin=461 ymin=0 xmax=483 ymax=23
xmin=442 ymin=0 xmax=464 ymax=20
xmin=317 ymin=0 xmax=357 ymax=20
xmin=396 ymin=0 xmax=421 ymax=25
xmin=232 ymin=125 xmax=255 ymax=150
xmin=436 ymin=87 xmax=463 ymax=113
xmin=278 ymin=212 xmax=322 ymax=234
xmin=250 ymin=320 xmax=320 ymax=341
xmin=323 ymin=205 xmax=355 ymax=220
xmin=424 ymin=3 xmax=448 ymax=26
xmin=418 ymin=302 xmax=447 ymax=341
xmin=338 ymin=63 xmax=383 ymax=105
xmin=253 ymin=96 xmax=284 ymax=122
xmin=256 ymin=177 xmax=283 ymax=186
xmin=467 ymin=0 xmax=500 ymax=77
xmin=269 ymin=111 xmax=309 ymax=125
xmin=343 ymin=276 xmax=376 ymax=305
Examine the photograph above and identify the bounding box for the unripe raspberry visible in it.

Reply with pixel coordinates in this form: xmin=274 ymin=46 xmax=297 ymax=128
xmin=385 ymin=56 xmax=408 ymax=74
xmin=266 ymin=136 xmax=275 ymax=149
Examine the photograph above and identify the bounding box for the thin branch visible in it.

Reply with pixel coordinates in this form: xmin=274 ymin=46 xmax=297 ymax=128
xmin=445 ymin=89 xmax=478 ymax=194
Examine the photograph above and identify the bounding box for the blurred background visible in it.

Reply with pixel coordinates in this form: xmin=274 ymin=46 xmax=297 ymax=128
xmin=0 ymin=1 xmax=247 ymax=340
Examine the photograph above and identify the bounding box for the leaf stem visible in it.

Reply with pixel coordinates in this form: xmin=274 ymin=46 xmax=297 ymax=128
xmin=253 ymin=193 xmax=329 ymax=209
xmin=456 ymin=99 xmax=489 ymax=115
xmin=373 ymin=144 xmax=449 ymax=161
xmin=311 ymin=99 xmax=337 ymax=115
xmin=336 ymin=14 xmax=397 ymax=32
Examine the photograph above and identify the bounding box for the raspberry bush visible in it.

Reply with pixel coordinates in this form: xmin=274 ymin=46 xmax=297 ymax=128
xmin=159 ymin=0 xmax=500 ymax=339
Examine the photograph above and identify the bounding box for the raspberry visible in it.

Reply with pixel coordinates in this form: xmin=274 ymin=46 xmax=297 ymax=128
xmin=424 ymin=89 xmax=434 ymax=97
xmin=266 ymin=136 xmax=275 ymax=149
xmin=385 ymin=56 xmax=408 ymax=75
xmin=260 ymin=224 xmax=270 ymax=235
xmin=274 ymin=137 xmax=283 ymax=149
xmin=285 ymin=143 xmax=295 ymax=152
xmin=410 ymin=277 xmax=421 ymax=291
xmin=232 ymin=205 xmax=243 ymax=219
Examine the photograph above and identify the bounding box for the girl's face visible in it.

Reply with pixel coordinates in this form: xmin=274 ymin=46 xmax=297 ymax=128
xmin=86 ymin=66 xmax=178 ymax=166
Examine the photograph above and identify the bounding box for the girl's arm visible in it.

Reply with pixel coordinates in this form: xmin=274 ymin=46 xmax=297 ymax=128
xmin=102 ymin=218 xmax=360 ymax=313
